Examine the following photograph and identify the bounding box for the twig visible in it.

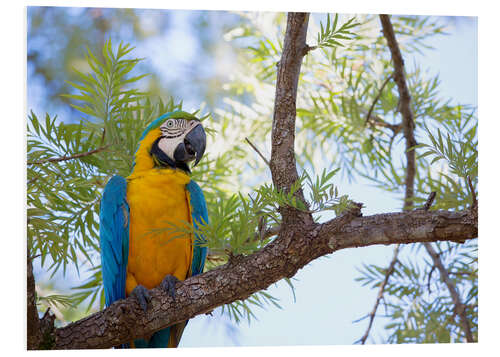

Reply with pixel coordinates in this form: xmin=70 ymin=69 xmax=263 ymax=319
xmin=356 ymin=243 xmax=401 ymax=344
xmin=302 ymin=44 xmax=316 ymax=55
xmin=467 ymin=175 xmax=477 ymax=208
xmin=28 ymin=145 xmax=111 ymax=165
xmin=423 ymin=242 xmax=475 ymax=342
xmin=100 ymin=128 xmax=106 ymax=147
xmin=365 ymin=74 xmax=393 ymax=126
xmin=368 ymin=114 xmax=402 ymax=134
xmin=27 ymin=176 xmax=40 ymax=186
xmin=245 ymin=137 xmax=270 ymax=167
xmin=416 ymin=191 xmax=437 ymax=211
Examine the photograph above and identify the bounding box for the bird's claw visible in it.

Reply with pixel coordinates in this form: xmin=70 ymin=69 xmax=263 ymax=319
xmin=160 ymin=275 xmax=179 ymax=301
xmin=131 ymin=285 xmax=151 ymax=313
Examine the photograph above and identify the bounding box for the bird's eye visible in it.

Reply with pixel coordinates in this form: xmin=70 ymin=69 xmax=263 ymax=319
xmin=166 ymin=119 xmax=174 ymax=128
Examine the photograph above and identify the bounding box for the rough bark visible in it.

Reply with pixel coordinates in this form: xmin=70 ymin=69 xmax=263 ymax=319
xmin=270 ymin=12 xmax=314 ymax=227
xmin=27 ymin=255 xmax=56 ymax=350
xmin=27 ymin=256 xmax=41 ymax=350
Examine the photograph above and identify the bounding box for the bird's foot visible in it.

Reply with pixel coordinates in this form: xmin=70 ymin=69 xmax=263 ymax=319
xmin=131 ymin=284 xmax=151 ymax=313
xmin=160 ymin=275 xmax=180 ymax=301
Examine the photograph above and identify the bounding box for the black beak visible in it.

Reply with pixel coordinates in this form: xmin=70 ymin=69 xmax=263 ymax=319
xmin=174 ymin=123 xmax=206 ymax=167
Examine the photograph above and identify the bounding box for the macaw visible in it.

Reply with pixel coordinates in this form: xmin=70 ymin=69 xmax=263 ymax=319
xmin=99 ymin=110 xmax=208 ymax=348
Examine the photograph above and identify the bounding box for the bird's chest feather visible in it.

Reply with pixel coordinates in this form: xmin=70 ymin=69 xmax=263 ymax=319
xmin=126 ymin=169 xmax=193 ymax=288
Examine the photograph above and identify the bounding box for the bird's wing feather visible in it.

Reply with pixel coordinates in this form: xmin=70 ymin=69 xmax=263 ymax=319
xmin=100 ymin=175 xmax=129 ymax=307
xmin=186 ymin=180 xmax=208 ymax=277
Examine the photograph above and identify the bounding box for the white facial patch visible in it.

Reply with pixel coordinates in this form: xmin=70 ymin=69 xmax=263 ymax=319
xmin=157 ymin=118 xmax=198 ymax=160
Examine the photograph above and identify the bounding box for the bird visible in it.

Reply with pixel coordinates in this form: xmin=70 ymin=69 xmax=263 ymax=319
xmin=99 ymin=110 xmax=208 ymax=348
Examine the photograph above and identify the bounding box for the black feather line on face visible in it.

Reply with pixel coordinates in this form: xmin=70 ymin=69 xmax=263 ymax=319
xmin=149 ymin=137 xmax=191 ymax=173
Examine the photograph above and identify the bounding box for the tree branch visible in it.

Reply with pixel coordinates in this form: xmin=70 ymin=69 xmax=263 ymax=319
xmin=422 ymin=242 xmax=475 ymax=342
xmin=53 ymin=206 xmax=477 ymax=349
xmin=380 ymin=14 xmax=475 ymax=344
xmin=27 ymin=145 xmax=111 ymax=165
xmin=245 ymin=137 xmax=270 ymax=167
xmin=355 ymin=15 xmax=417 ymax=344
xmin=270 ymin=12 xmax=313 ymax=227
xmin=380 ymin=14 xmax=417 ymax=210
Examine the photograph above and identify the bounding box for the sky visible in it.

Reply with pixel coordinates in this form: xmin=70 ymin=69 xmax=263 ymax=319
xmin=25 ymin=6 xmax=478 ymax=349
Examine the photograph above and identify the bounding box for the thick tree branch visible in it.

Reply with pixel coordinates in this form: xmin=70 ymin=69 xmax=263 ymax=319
xmin=423 ymin=243 xmax=475 ymax=342
xmin=270 ymin=12 xmax=313 ymax=227
xmin=53 ymin=207 xmax=477 ymax=349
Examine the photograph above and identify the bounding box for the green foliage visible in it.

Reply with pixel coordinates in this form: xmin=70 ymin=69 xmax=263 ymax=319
xmin=221 ymin=290 xmax=282 ymax=325
xmin=356 ymin=241 xmax=477 ymax=343
xmin=316 ymin=14 xmax=359 ymax=49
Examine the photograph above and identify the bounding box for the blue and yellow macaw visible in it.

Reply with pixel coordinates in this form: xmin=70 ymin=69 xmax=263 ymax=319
xmin=99 ymin=110 xmax=208 ymax=348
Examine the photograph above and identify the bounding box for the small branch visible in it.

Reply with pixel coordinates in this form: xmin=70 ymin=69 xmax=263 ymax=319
xmin=27 ymin=176 xmax=40 ymax=186
xmin=416 ymin=191 xmax=436 ymax=211
xmin=99 ymin=128 xmax=106 ymax=147
xmin=467 ymin=175 xmax=477 ymax=208
xmin=245 ymin=137 xmax=270 ymax=167
xmin=302 ymin=44 xmax=317 ymax=55
xmin=365 ymin=74 xmax=393 ymax=125
xmin=379 ymin=14 xmax=417 ymax=210
xmin=28 ymin=145 xmax=111 ymax=165
xmin=356 ymin=243 xmax=401 ymax=344
xmin=423 ymin=242 xmax=475 ymax=342
xmin=423 ymin=191 xmax=437 ymax=210
xmin=370 ymin=114 xmax=402 ymax=134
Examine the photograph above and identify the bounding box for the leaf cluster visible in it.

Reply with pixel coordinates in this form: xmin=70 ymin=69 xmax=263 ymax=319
xmin=316 ymin=14 xmax=359 ymax=49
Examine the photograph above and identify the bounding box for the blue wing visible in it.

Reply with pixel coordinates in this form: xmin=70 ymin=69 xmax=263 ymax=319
xmin=100 ymin=175 xmax=129 ymax=307
xmin=186 ymin=180 xmax=208 ymax=276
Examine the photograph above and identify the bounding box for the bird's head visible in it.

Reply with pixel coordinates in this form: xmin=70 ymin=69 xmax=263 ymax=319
xmin=133 ymin=111 xmax=206 ymax=174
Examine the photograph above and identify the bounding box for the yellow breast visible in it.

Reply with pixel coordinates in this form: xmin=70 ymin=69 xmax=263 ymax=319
xmin=125 ymin=168 xmax=193 ymax=295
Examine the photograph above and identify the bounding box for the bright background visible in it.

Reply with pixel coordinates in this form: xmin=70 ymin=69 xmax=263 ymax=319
xmin=24 ymin=2 xmax=478 ymax=349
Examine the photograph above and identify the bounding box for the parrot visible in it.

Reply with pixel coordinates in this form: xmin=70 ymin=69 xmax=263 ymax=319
xmin=99 ymin=110 xmax=208 ymax=348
